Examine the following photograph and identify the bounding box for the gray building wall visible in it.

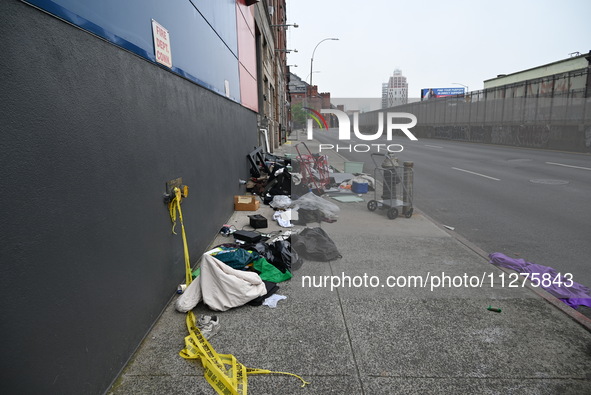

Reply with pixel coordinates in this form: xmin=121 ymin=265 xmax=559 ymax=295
xmin=0 ymin=1 xmax=257 ymax=393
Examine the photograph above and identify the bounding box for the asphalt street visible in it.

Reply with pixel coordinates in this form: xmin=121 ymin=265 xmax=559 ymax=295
xmin=311 ymin=128 xmax=591 ymax=290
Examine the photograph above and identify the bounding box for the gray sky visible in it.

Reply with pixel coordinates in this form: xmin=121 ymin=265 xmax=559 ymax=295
xmin=285 ymin=0 xmax=591 ymax=98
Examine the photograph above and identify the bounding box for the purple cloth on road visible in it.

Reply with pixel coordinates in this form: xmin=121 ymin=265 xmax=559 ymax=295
xmin=488 ymin=252 xmax=591 ymax=309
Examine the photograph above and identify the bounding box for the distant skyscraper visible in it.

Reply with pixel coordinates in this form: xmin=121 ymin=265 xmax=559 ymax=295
xmin=382 ymin=69 xmax=408 ymax=108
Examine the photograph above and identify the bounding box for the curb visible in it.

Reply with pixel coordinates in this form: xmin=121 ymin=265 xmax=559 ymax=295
xmin=419 ymin=207 xmax=591 ymax=333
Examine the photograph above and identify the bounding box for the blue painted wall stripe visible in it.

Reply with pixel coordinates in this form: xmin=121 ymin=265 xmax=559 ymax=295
xmin=22 ymin=0 xmax=243 ymax=104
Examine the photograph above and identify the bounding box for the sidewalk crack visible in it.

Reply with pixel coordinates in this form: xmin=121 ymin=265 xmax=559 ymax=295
xmin=330 ymin=260 xmax=366 ymax=395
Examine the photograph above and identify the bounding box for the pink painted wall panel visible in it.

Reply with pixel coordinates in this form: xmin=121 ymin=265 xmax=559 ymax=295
xmin=235 ymin=0 xmax=258 ymax=111
xmin=239 ymin=63 xmax=258 ymax=112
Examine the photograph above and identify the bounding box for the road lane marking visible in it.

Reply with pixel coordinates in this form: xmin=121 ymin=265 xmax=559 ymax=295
xmin=545 ymin=162 xmax=591 ymax=171
xmin=424 ymin=144 xmax=443 ymax=149
xmin=452 ymin=167 xmax=500 ymax=181
xmin=530 ymin=179 xmax=569 ymax=185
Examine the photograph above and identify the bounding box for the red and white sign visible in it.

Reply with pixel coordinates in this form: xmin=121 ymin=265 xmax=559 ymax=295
xmin=151 ymin=20 xmax=172 ymax=68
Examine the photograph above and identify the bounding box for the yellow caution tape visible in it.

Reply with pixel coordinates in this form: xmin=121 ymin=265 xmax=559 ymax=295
xmin=169 ymin=187 xmax=310 ymax=394
xmin=168 ymin=187 xmax=192 ymax=286
xmin=180 ymin=312 xmax=310 ymax=395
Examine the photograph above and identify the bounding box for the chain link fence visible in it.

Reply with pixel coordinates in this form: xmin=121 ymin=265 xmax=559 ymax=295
xmin=359 ymin=67 xmax=591 ymax=152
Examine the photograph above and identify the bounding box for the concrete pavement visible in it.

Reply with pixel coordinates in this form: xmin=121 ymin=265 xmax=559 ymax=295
xmin=108 ymin=136 xmax=591 ymax=395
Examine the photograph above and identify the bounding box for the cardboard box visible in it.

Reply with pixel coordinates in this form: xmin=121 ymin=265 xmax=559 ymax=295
xmin=234 ymin=195 xmax=260 ymax=211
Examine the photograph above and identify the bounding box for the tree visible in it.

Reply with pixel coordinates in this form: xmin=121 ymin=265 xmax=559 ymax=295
xmin=290 ymin=102 xmax=307 ymax=129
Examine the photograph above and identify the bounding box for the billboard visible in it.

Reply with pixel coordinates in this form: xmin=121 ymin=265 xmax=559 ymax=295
xmin=421 ymin=87 xmax=465 ymax=100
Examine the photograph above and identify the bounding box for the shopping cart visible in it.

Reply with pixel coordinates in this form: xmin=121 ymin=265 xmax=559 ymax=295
xmin=366 ymin=153 xmax=414 ymax=219
xmin=294 ymin=142 xmax=330 ymax=192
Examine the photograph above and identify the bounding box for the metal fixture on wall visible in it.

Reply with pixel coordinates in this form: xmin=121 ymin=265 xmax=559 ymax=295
xmin=271 ymin=23 xmax=299 ymax=28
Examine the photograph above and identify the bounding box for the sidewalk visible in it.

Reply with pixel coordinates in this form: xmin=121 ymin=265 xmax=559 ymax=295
xmin=109 ymin=136 xmax=591 ymax=395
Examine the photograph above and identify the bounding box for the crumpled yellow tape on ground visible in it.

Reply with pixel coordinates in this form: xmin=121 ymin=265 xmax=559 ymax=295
xmin=180 ymin=312 xmax=310 ymax=395
xmin=169 ymin=188 xmax=309 ymax=394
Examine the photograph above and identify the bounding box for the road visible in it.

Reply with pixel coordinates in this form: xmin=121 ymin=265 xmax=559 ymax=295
xmin=312 ymin=128 xmax=591 ymax=289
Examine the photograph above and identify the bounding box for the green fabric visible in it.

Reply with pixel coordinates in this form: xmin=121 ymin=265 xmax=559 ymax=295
xmin=252 ymin=257 xmax=292 ymax=283
xmin=191 ymin=267 xmax=200 ymax=280
xmin=213 ymin=248 xmax=258 ymax=270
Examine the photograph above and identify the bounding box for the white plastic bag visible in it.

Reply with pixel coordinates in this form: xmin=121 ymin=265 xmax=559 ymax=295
xmin=293 ymin=192 xmax=340 ymax=220
xmin=269 ymin=195 xmax=292 ymax=209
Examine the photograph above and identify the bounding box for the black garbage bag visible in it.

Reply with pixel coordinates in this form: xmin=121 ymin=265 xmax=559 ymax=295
xmin=292 ymin=208 xmax=323 ymax=225
xmin=252 ymin=242 xmax=275 ymax=263
xmin=291 ymin=227 xmax=342 ymax=262
xmin=265 ymin=165 xmax=292 ymax=197
xmin=273 ymin=239 xmax=303 ymax=272
xmin=252 ymin=238 xmax=303 ymax=272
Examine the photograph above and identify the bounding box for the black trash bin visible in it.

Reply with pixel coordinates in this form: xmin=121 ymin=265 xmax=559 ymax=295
xmin=381 ymin=156 xmax=400 ymax=199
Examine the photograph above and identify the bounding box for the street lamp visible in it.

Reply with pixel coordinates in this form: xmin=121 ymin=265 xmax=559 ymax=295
xmin=451 ymin=82 xmax=469 ymax=94
xmin=271 ymin=23 xmax=299 ymax=28
xmin=309 ymin=38 xmax=338 ymax=87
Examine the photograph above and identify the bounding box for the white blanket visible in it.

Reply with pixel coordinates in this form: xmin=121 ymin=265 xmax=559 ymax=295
xmin=175 ymin=253 xmax=266 ymax=312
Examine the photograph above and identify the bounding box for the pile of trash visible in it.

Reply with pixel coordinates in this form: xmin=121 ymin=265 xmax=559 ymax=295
xmin=244 ymin=145 xmax=343 ymax=226
xmin=175 ymin=221 xmax=341 ymax=314
xmin=174 ymin=243 xmax=294 ymax=314
xmin=171 ymin=144 xmax=344 ymax=393
xmin=174 ymin=146 xmax=344 ymax=315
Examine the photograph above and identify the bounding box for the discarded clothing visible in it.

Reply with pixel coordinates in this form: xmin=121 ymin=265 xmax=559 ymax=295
xmin=251 ymin=257 xmax=293 ymax=283
xmin=247 ymin=281 xmax=280 ymax=306
xmin=263 ymin=294 xmax=287 ymax=308
xmin=211 ymin=247 xmax=259 ymax=270
xmin=489 ymin=252 xmax=591 ymax=309
xmin=273 ymin=210 xmax=293 ymax=227
xmin=291 ymin=227 xmax=342 ymax=262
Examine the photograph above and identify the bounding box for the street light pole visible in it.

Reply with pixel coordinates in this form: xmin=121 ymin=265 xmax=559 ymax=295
xmin=309 ymin=38 xmax=338 ymax=88
xmin=307 ymin=38 xmax=338 ymax=132
xmin=451 ymin=82 xmax=469 ymax=93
